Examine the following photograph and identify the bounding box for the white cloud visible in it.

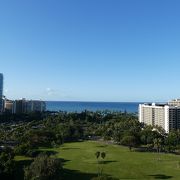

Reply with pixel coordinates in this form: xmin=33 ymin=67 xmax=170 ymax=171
xmin=43 ymin=87 xmax=75 ymax=100
xmin=46 ymin=88 xmax=55 ymax=96
xmin=4 ymin=89 xmax=8 ymax=93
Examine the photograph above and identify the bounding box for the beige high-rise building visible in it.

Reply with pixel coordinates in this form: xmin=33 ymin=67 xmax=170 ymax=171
xmin=139 ymin=103 xmax=180 ymax=133
xmin=26 ymin=100 xmax=46 ymax=113
xmin=168 ymin=99 xmax=180 ymax=106
xmin=12 ymin=99 xmax=46 ymax=114
xmin=4 ymin=99 xmax=14 ymax=113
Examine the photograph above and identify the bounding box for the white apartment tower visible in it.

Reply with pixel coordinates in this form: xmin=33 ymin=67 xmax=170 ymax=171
xmin=139 ymin=103 xmax=180 ymax=133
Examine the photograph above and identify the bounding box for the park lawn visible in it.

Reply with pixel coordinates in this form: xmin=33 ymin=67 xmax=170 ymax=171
xmin=17 ymin=141 xmax=180 ymax=180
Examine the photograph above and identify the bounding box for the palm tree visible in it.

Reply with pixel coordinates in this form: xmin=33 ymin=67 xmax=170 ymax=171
xmin=153 ymin=138 xmax=162 ymax=161
xmin=95 ymin=151 xmax=106 ymax=176
xmin=101 ymin=152 xmax=106 ymax=160
xmin=95 ymin=151 xmax=101 ymax=160
xmin=153 ymin=138 xmax=162 ymax=153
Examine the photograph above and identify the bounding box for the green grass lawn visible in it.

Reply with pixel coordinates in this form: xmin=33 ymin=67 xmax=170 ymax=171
xmin=16 ymin=141 xmax=180 ymax=180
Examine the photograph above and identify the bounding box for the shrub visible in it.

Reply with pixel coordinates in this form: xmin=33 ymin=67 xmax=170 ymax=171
xmin=24 ymin=154 xmax=63 ymax=180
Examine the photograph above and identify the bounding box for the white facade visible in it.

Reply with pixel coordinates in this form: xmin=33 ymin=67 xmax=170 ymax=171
xmin=164 ymin=106 xmax=169 ymax=133
xmin=139 ymin=103 xmax=180 ymax=133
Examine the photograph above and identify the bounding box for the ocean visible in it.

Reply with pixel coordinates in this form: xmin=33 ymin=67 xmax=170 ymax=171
xmin=46 ymin=101 xmax=141 ymax=113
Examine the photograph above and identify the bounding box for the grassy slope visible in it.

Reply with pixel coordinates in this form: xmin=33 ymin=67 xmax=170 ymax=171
xmin=17 ymin=141 xmax=180 ymax=179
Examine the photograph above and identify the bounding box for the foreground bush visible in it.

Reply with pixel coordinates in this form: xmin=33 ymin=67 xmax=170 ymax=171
xmin=24 ymin=154 xmax=63 ymax=180
xmin=0 ymin=148 xmax=15 ymax=179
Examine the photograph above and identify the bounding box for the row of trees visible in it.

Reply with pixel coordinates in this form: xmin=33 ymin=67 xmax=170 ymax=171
xmin=0 ymin=110 xmax=180 ymax=179
xmin=1 ymin=111 xmax=180 ymax=155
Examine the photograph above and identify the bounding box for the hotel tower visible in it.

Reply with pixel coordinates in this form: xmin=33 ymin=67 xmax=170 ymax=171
xmin=139 ymin=101 xmax=180 ymax=133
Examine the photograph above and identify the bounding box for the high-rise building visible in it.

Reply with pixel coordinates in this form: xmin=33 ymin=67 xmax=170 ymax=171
xmin=139 ymin=103 xmax=180 ymax=133
xmin=12 ymin=99 xmax=27 ymax=114
xmin=4 ymin=99 xmax=14 ymax=113
xmin=26 ymin=100 xmax=46 ymax=113
xmin=12 ymin=99 xmax=46 ymax=114
xmin=168 ymin=99 xmax=180 ymax=106
xmin=0 ymin=73 xmax=3 ymax=112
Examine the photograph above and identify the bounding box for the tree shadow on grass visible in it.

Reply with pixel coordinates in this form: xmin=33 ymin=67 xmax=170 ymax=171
xmin=63 ymin=169 xmax=119 ymax=180
xmin=63 ymin=169 xmax=96 ymax=180
xmin=99 ymin=160 xmax=118 ymax=164
xmin=148 ymin=174 xmax=173 ymax=179
xmin=62 ymin=147 xmax=80 ymax=150
xmin=58 ymin=158 xmax=71 ymax=166
xmin=38 ymin=150 xmax=58 ymax=156
xmin=24 ymin=149 xmax=59 ymax=158
xmin=96 ymin=145 xmax=108 ymax=148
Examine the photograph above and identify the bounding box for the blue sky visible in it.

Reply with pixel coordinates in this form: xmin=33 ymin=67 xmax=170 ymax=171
xmin=0 ymin=0 xmax=180 ymax=102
